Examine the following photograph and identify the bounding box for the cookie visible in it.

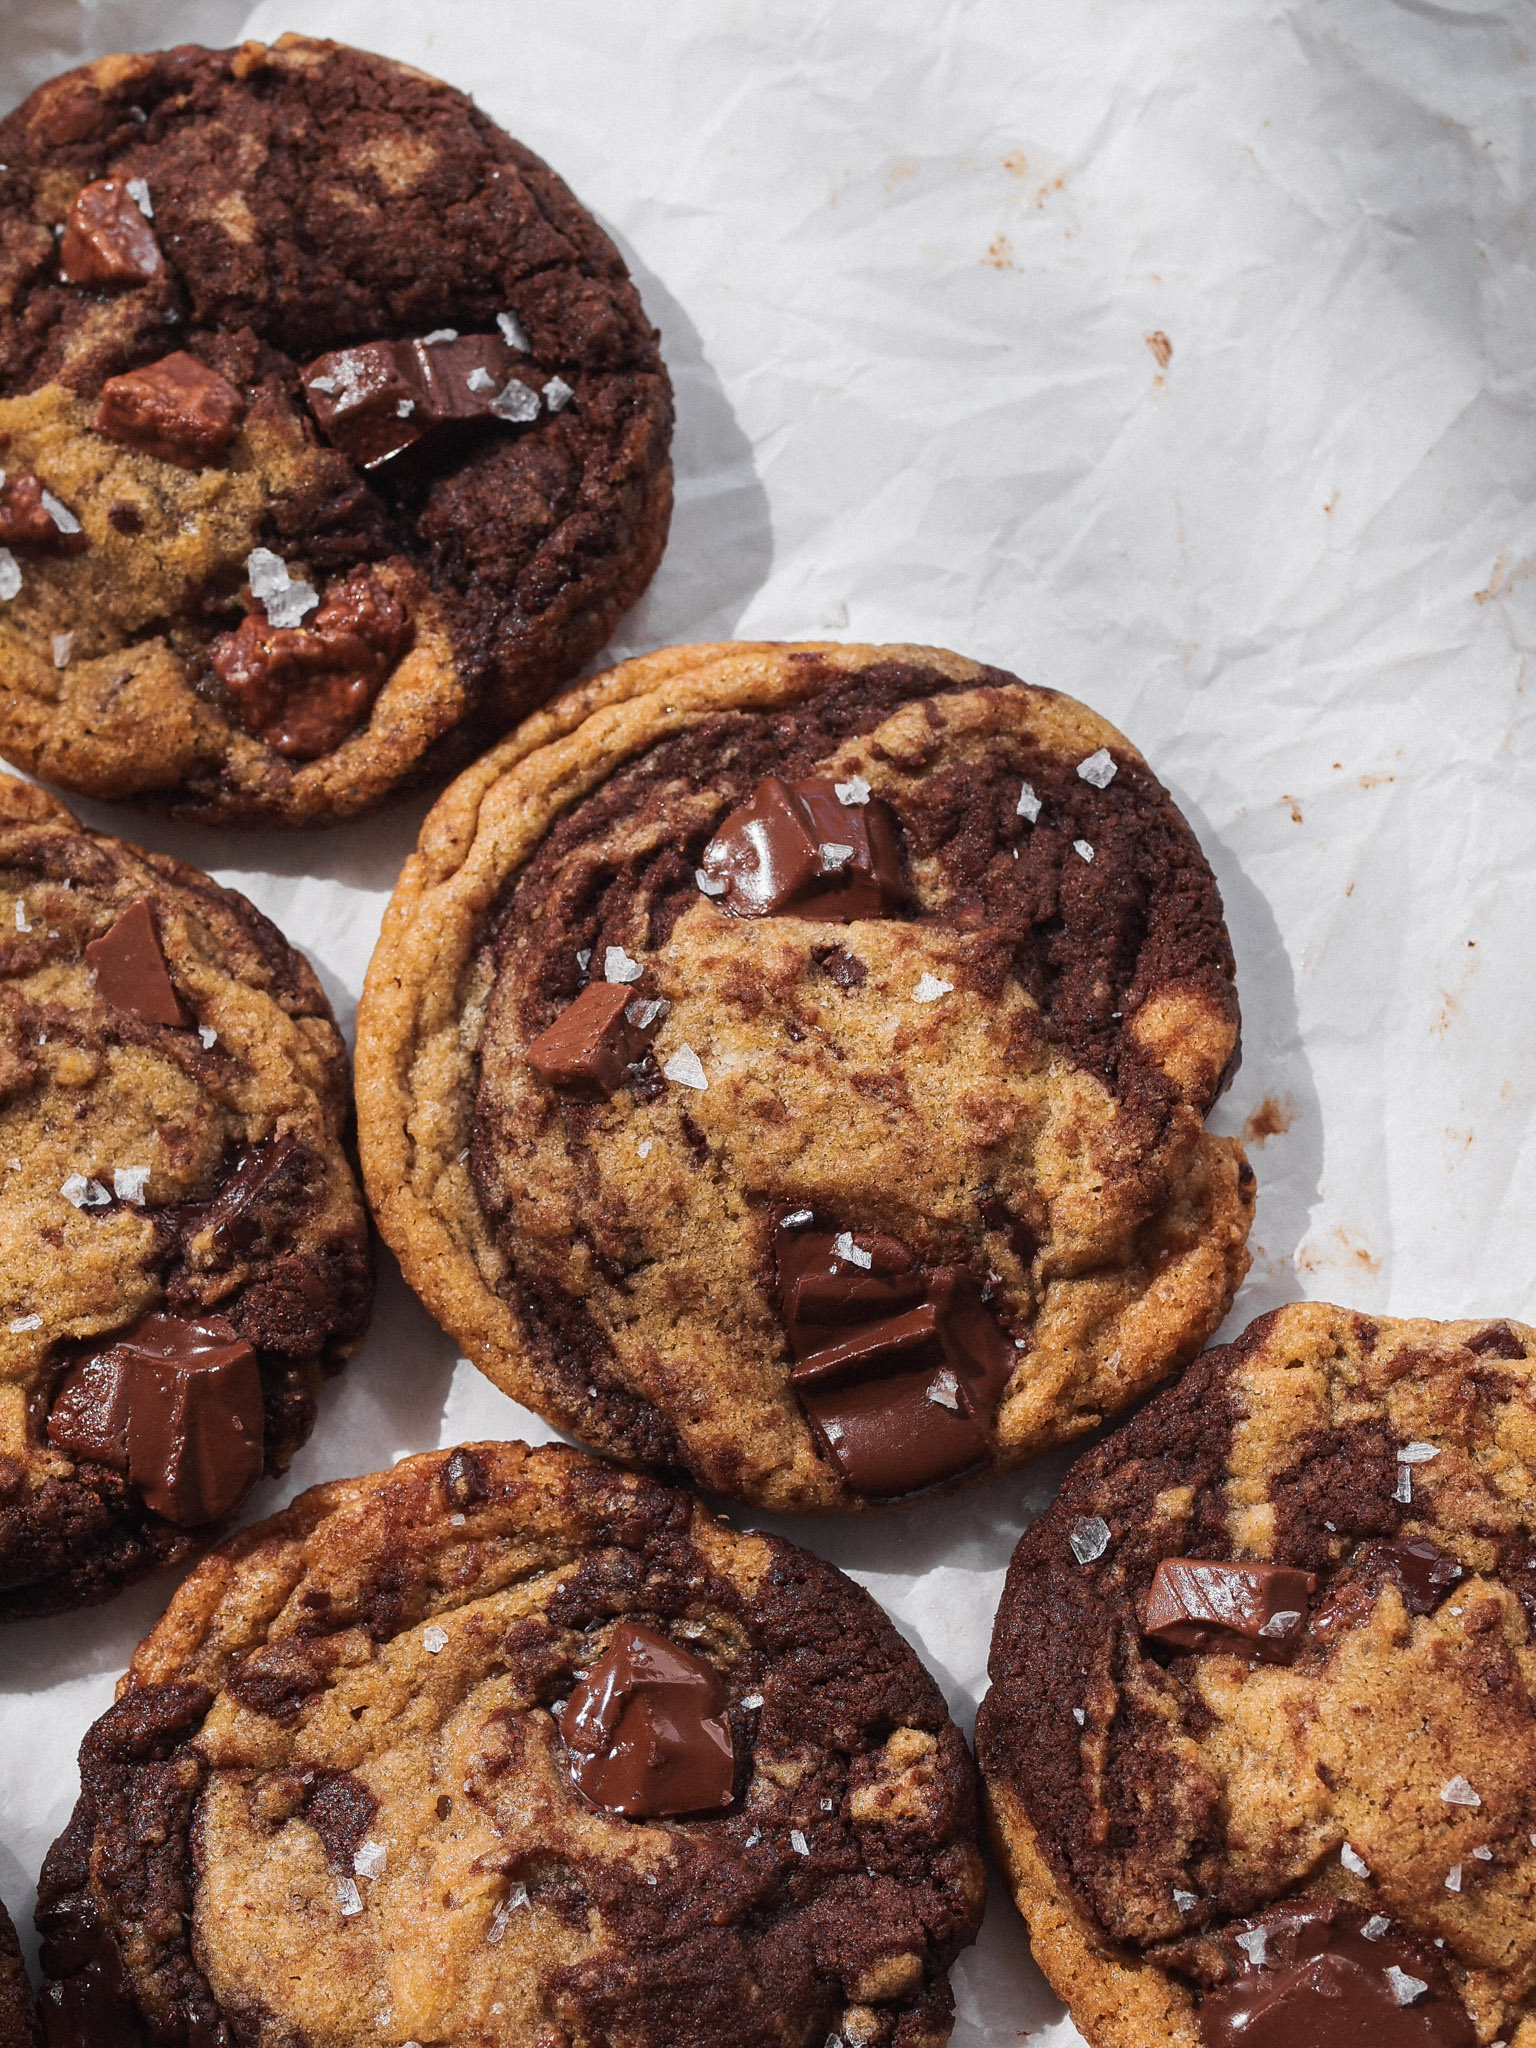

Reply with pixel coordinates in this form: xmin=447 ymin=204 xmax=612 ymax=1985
xmin=0 ymin=773 xmax=370 ymax=1618
xmin=0 ymin=36 xmax=672 ymax=824
xmin=356 ymin=639 xmax=1254 ymax=1512
xmin=35 ymin=1438 xmax=985 ymax=2048
xmin=0 ymin=1901 xmax=38 ymax=2048
xmin=974 ymin=1302 xmax=1536 ymax=2048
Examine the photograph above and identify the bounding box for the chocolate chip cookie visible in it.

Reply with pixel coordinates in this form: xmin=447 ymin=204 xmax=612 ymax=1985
xmin=0 ymin=1901 xmax=38 ymax=2048
xmin=35 ymin=1438 xmax=985 ymax=2048
xmin=356 ymin=639 xmax=1254 ymax=1512
xmin=0 ymin=773 xmax=370 ymax=1618
xmin=975 ymin=1302 xmax=1536 ymax=2048
xmin=0 ymin=36 xmax=672 ymax=824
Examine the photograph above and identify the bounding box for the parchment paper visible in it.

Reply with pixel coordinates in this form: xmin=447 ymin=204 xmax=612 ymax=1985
xmin=4 ymin=2 xmax=1536 ymax=2039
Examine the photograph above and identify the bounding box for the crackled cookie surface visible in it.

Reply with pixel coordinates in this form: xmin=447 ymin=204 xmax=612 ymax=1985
xmin=976 ymin=1303 xmax=1536 ymax=2048
xmin=0 ymin=774 xmax=369 ymax=1617
xmin=0 ymin=36 xmax=671 ymax=823
xmin=36 ymin=1440 xmax=984 ymax=2048
xmin=0 ymin=1901 xmax=37 ymax=2048
xmin=357 ymin=640 xmax=1253 ymax=1513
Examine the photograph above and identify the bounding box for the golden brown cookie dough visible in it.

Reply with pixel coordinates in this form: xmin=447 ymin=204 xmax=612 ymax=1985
xmin=35 ymin=1439 xmax=985 ymax=2048
xmin=0 ymin=1900 xmax=38 ymax=2048
xmin=0 ymin=37 xmax=672 ymax=824
xmin=356 ymin=640 xmax=1254 ymax=1513
xmin=0 ymin=773 xmax=370 ymax=1618
xmin=976 ymin=1302 xmax=1536 ymax=2048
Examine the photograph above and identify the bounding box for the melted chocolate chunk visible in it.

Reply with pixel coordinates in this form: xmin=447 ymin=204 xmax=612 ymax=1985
xmin=1311 ymin=1538 xmax=1464 ymax=1641
xmin=95 ymin=351 xmax=245 ymax=467
xmin=525 ymin=982 xmax=667 ymax=1098
xmin=1143 ymin=1558 xmax=1318 ymax=1663
xmin=698 ymin=776 xmax=909 ymax=921
xmin=84 ymin=896 xmax=190 ymax=1027
xmin=210 ymin=570 xmax=409 ymax=759
xmin=57 ymin=177 xmax=162 ymax=286
xmin=35 ymin=1889 xmax=137 ymax=2048
xmin=563 ymin=1621 xmax=736 ymax=1818
xmin=46 ymin=1313 xmax=264 ymax=1527
xmin=1197 ymin=1902 xmax=1475 ymax=2048
xmin=802 ymin=1366 xmax=991 ymax=1498
xmin=774 ymin=1224 xmax=923 ymax=1357
xmin=302 ymin=333 xmax=539 ymax=470
xmin=0 ymin=471 xmax=87 ymax=553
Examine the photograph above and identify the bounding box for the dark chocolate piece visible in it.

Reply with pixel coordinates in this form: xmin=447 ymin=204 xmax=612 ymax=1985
xmin=1144 ymin=1558 xmax=1317 ymax=1663
xmin=85 ymin=896 xmax=190 ymax=1027
xmin=525 ymin=982 xmax=667 ymax=1098
xmin=211 ymin=570 xmax=409 ymax=759
xmin=47 ymin=1313 xmax=264 ymax=1526
xmin=95 ymin=351 xmax=245 ymax=467
xmin=697 ymin=776 xmax=909 ymax=921
xmin=802 ymin=1364 xmax=991 ymax=1498
xmin=301 ymin=333 xmax=540 ymax=470
xmin=304 ymin=1768 xmax=379 ymax=1869
xmin=57 ymin=178 xmax=162 ymax=286
xmin=0 ymin=471 xmax=87 ymax=552
xmin=174 ymin=1134 xmax=304 ymax=1261
xmin=562 ymin=1620 xmax=735 ymax=1818
xmin=773 ymin=1222 xmax=923 ymax=1358
xmin=1311 ymin=1538 xmax=1464 ymax=1641
xmin=1198 ymin=1901 xmax=1475 ymax=2048
xmin=36 ymin=1890 xmax=138 ymax=2048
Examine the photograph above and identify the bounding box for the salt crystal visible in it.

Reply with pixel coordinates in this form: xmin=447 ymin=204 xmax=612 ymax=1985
xmin=354 ymin=1839 xmax=387 ymax=1879
xmin=492 ymin=380 xmax=541 ymax=423
xmin=422 ymin=328 xmax=459 ymax=344
xmin=912 ymin=972 xmax=953 ymax=1003
xmin=1016 ymin=781 xmax=1041 ymax=823
xmin=1073 ymin=839 xmax=1095 ymax=863
xmin=61 ymin=1174 xmax=110 ymax=1208
xmin=696 ymin=869 xmax=728 ymax=896
xmin=1385 ymin=1967 xmax=1427 ymax=2006
xmin=1440 ymin=1775 xmax=1480 ymax=1808
xmin=742 ymin=1693 xmax=764 ymax=1710
xmin=927 ymin=1368 xmax=961 ymax=1412
xmin=125 ymin=178 xmax=153 ymax=219
xmin=790 ymin=1830 xmax=810 ymax=1856
xmin=782 ymin=1209 xmax=814 ymax=1228
xmin=625 ymin=998 xmax=666 ymax=1030
xmin=577 ymin=948 xmax=592 ymax=971
xmin=1071 ymin=1707 xmax=1085 ymax=1726
xmin=834 ymin=775 xmax=871 ymax=805
xmin=450 ymin=1513 xmax=465 ymax=1526
xmin=1362 ymin=1916 xmax=1392 ymax=1941
xmin=1173 ymin=1889 xmax=1197 ymax=1912
xmin=1445 ymin=1864 xmax=1463 ymax=1892
xmin=663 ymin=1045 xmax=708 ymax=1091
xmin=604 ymin=946 xmax=642 ymax=984
xmin=543 ymin=376 xmax=574 ymax=412
xmin=1077 ymin=748 xmax=1117 ymax=789
xmin=637 ymin=1139 xmax=653 ymax=1160
xmin=423 ymin=1624 xmax=448 ymax=1653
xmin=13 ymin=901 xmax=28 ymax=932
xmin=396 ymin=398 xmax=415 ymax=417
xmin=745 ymin=1827 xmax=761 ymax=1847
xmin=465 ymin=366 xmax=496 ymax=392
xmin=497 ymin=310 xmax=532 ymax=351
xmin=819 ymin=842 xmax=855 ymax=871
xmin=199 ymin=1025 xmax=217 ymax=1049
xmin=1394 ymin=1467 xmax=1413 ymax=1505
xmin=486 ymin=1883 xmax=529 ymax=1943
xmin=40 ymin=490 xmax=80 ymax=535
xmin=831 ymin=1231 xmax=872 ymax=1270
xmin=1397 ymin=1441 xmax=1440 ymax=1464
xmin=112 ymin=1166 xmax=150 ymax=1204
xmin=308 ymin=373 xmax=337 ymax=394
xmin=52 ymin=632 xmax=73 ymax=669
xmin=1257 ymin=1609 xmax=1302 ymax=1637
xmin=1070 ymin=1516 xmax=1111 ymax=1564
xmin=9 ymin=1314 xmax=41 ymax=1333
xmin=1473 ymin=1845 xmax=1492 ymax=1860
xmin=246 ymin=548 xmax=318 ymax=628
xmin=1340 ymin=1843 xmax=1370 ymax=1877
xmin=1235 ymin=1928 xmax=1267 ymax=1966
xmin=336 ymin=1877 xmax=363 ymax=1917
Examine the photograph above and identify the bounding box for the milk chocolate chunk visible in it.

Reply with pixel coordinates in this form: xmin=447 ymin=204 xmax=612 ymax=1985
xmin=1198 ymin=1902 xmax=1475 ymax=2048
xmin=57 ymin=178 xmax=162 ymax=286
xmin=562 ymin=1620 xmax=735 ymax=1818
xmin=1144 ymin=1557 xmax=1317 ymax=1662
xmin=803 ymin=1366 xmax=991 ymax=1498
xmin=211 ymin=570 xmax=410 ymax=759
xmin=525 ymin=981 xmax=666 ymax=1098
xmin=773 ymin=1222 xmax=923 ymax=1357
xmin=302 ymin=333 xmax=537 ymax=470
xmin=85 ymin=896 xmax=190 ymax=1027
xmin=0 ymin=471 xmax=87 ymax=552
xmin=47 ymin=1312 xmax=264 ymax=1526
xmin=698 ymin=776 xmax=909 ymax=921
xmin=96 ymin=350 xmax=245 ymax=467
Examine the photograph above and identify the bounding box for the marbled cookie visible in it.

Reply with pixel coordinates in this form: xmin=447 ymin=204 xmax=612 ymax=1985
xmin=976 ymin=1302 xmax=1536 ymax=2048
xmin=0 ymin=1901 xmax=38 ymax=2048
xmin=357 ymin=640 xmax=1254 ymax=1512
xmin=0 ymin=773 xmax=370 ymax=1617
xmin=0 ymin=36 xmax=671 ymax=823
xmin=36 ymin=1439 xmax=984 ymax=2048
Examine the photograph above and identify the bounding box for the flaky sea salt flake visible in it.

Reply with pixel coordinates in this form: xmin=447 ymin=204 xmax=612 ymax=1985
xmin=1341 ymin=1843 xmax=1370 ymax=1877
xmin=782 ymin=1209 xmax=814 ymax=1228
xmin=492 ymin=380 xmax=541 ymax=423
xmin=1258 ymin=1609 xmax=1302 ymax=1638
xmin=834 ymin=775 xmax=871 ymax=805
xmin=1441 ymin=1776 xmax=1481 ymax=1808
xmin=1473 ymin=1845 xmax=1493 ymax=1861
xmin=1077 ymin=748 xmax=1117 ymax=788
xmin=1073 ymin=839 xmax=1095 ymax=863
xmin=422 ymin=328 xmax=459 ymax=345
xmin=1445 ymin=1864 xmax=1463 ymax=1892
xmin=1016 ymin=780 xmax=1041 ymax=823
xmin=336 ymin=1877 xmax=363 ymax=1917
xmin=819 ymin=842 xmax=855 ymax=871
xmin=831 ymin=1231 xmax=872 ymax=1270
xmin=354 ymin=1839 xmax=387 ymax=1879
xmin=113 ymin=1166 xmax=150 ymax=1204
xmin=41 ymin=490 xmax=80 ymax=535
xmin=61 ymin=1174 xmax=110 ymax=1207
xmin=199 ymin=1025 xmax=217 ymax=1049
xmin=637 ymin=1139 xmax=653 ymax=1160
xmin=742 ymin=1694 xmax=764 ymax=1711
xmin=1385 ymin=1967 xmax=1427 ymax=2007
xmin=663 ymin=1045 xmax=708 ymax=1091
xmin=497 ymin=310 xmax=532 ymax=351
xmin=927 ymin=1368 xmax=961 ymax=1412
xmin=9 ymin=1314 xmax=41 ymax=1333
xmin=465 ymin=366 xmax=496 ymax=392
xmin=422 ymin=1624 xmax=449 ymax=1654
xmin=1362 ymin=1916 xmax=1392 ymax=1941
xmin=1071 ymin=1707 xmax=1086 ymax=1726
xmin=0 ymin=552 xmax=20 ymax=601
xmin=1173 ymin=1889 xmax=1197 ymax=1912
xmin=13 ymin=901 xmax=28 ymax=931
xmin=1398 ymin=1441 xmax=1440 ymax=1464
xmin=308 ymin=373 xmax=337 ymax=394
xmin=696 ymin=868 xmax=728 ymax=896
xmin=1394 ymin=1467 xmax=1413 ymax=1504
xmin=790 ymin=1830 xmax=810 ymax=1856
xmin=543 ymin=376 xmax=574 ymax=412
xmin=246 ymin=548 xmax=318 ymax=628
xmin=626 ymin=998 xmax=667 ymax=1030
xmin=605 ymin=946 xmax=642 ymax=984
xmin=912 ymin=972 xmax=953 ymax=1003
xmin=1070 ymin=1516 xmax=1111 ymax=1564
xmin=52 ymin=632 xmax=73 ymax=669
xmin=1235 ymin=1929 xmax=1267 ymax=1967
xmin=125 ymin=178 xmax=153 ymax=218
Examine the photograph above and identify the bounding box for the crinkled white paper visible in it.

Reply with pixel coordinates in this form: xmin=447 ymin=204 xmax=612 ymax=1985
xmin=5 ymin=3 xmax=1536 ymax=2040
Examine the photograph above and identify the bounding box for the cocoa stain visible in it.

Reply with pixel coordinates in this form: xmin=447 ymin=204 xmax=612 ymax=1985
xmin=1296 ymin=1225 xmax=1380 ymax=1278
xmin=1282 ymin=795 xmax=1304 ymax=823
xmin=984 ymin=233 xmax=1015 ymax=269
xmin=1144 ymin=330 xmax=1172 ymax=369
xmin=1243 ymin=1095 xmax=1294 ymax=1144
xmin=1323 ymin=493 xmax=1339 ymax=515
xmin=1003 ymin=150 xmax=1029 ymax=177
xmin=1358 ymin=772 xmax=1395 ymax=789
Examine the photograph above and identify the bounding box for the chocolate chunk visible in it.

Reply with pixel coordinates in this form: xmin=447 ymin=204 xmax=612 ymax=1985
xmin=210 ymin=570 xmax=410 ymax=759
xmin=304 ymin=1768 xmax=379 ymax=1869
xmin=85 ymin=896 xmax=190 ymax=1027
xmin=773 ymin=1222 xmax=923 ymax=1358
xmin=810 ymin=944 xmax=867 ymax=990
xmin=1198 ymin=1901 xmax=1475 ymax=2048
xmin=96 ymin=350 xmax=245 ymax=467
xmin=697 ymin=776 xmax=909 ymax=921
xmin=46 ymin=1313 xmax=264 ymax=1526
xmin=562 ymin=1620 xmax=735 ymax=1818
xmin=1144 ymin=1558 xmax=1317 ymax=1662
xmin=0 ymin=471 xmax=88 ymax=552
xmin=1310 ymin=1538 xmax=1463 ymax=1640
xmin=57 ymin=178 xmax=162 ymax=286
xmin=802 ymin=1365 xmax=991 ymax=1498
xmin=36 ymin=1891 xmax=139 ymax=2048
xmin=525 ymin=982 xmax=667 ymax=1098
xmin=302 ymin=333 xmax=538 ymax=470
xmin=173 ymin=1134 xmax=304 ymax=1260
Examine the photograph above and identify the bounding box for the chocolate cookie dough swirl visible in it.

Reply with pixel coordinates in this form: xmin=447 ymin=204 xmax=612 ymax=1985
xmin=976 ymin=1304 xmax=1536 ymax=2048
xmin=0 ymin=1901 xmax=38 ymax=2048
xmin=0 ymin=37 xmax=672 ymax=824
xmin=36 ymin=1441 xmax=984 ymax=2048
xmin=357 ymin=640 xmax=1254 ymax=1512
xmin=0 ymin=775 xmax=370 ymax=1617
